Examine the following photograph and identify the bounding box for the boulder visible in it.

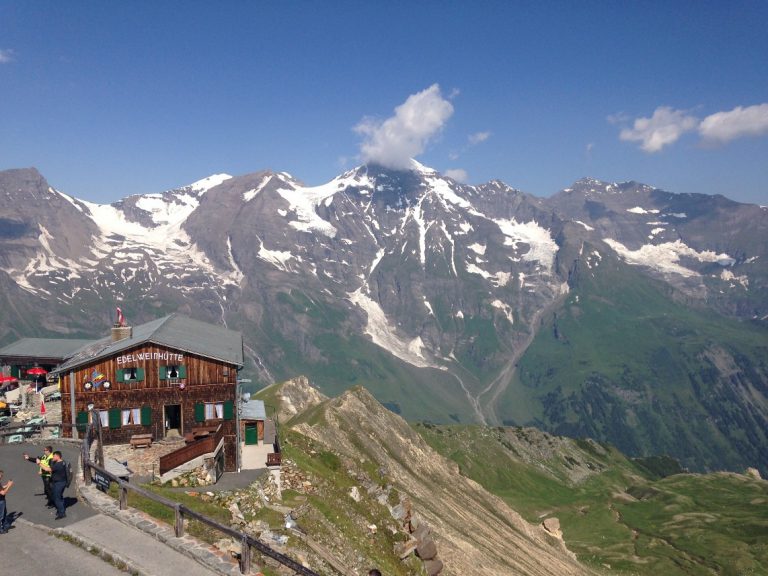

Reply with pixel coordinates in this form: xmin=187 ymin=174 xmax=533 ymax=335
xmin=412 ymin=521 xmax=431 ymax=541
xmin=745 ymin=467 xmax=762 ymax=480
xmin=416 ymin=538 xmax=438 ymax=560
xmin=542 ymin=517 xmax=562 ymax=538
xmin=395 ymin=538 xmax=418 ymax=559
xmin=423 ymin=558 xmax=444 ymax=575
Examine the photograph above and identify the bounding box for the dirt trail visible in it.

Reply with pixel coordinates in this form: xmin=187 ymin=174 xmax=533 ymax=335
xmin=475 ymin=292 xmax=566 ymax=425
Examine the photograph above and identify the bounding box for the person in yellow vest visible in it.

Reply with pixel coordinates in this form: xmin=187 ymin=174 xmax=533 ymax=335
xmin=23 ymin=445 xmax=54 ymax=508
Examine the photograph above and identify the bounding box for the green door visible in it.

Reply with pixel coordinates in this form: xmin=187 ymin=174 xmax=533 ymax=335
xmin=245 ymin=424 xmax=258 ymax=445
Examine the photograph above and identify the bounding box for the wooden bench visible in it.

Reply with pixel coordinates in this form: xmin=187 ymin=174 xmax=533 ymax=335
xmin=130 ymin=434 xmax=153 ymax=449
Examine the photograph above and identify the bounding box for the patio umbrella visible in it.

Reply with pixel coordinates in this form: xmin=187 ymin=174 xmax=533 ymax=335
xmin=0 ymin=375 xmax=17 ymax=390
xmin=27 ymin=367 xmax=47 ymax=376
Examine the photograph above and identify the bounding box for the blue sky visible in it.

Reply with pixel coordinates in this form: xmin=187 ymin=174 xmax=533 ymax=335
xmin=1 ymin=1 xmax=767 ymax=205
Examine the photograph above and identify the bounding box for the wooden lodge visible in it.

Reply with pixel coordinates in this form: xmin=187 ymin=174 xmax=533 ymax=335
xmin=51 ymin=314 xmax=244 ymax=471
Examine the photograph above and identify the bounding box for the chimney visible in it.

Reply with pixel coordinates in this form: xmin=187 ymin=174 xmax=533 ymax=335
xmin=111 ymin=324 xmax=132 ymax=343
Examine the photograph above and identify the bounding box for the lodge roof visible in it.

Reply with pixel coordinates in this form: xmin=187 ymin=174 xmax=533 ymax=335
xmin=0 ymin=337 xmax=94 ymax=360
xmin=240 ymin=397 xmax=266 ymax=420
xmin=52 ymin=314 xmax=244 ymax=373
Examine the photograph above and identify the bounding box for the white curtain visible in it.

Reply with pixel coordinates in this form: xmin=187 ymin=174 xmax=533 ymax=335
xmin=99 ymin=411 xmax=109 ymax=426
xmin=122 ymin=409 xmax=130 ymax=425
xmin=132 ymin=408 xmax=140 ymax=424
xmin=214 ymin=403 xmax=223 ymax=419
xmin=205 ymin=403 xmax=214 ymax=420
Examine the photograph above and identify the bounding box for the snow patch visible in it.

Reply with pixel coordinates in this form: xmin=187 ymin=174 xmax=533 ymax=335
xmin=243 ymin=175 xmax=273 ymax=202
xmin=720 ymin=269 xmax=749 ymax=289
xmin=348 ymin=288 xmax=436 ymax=369
xmin=627 ymin=206 xmax=660 ymax=215
xmin=469 ymin=243 xmax=486 ymax=255
xmin=604 ymin=238 xmax=736 ymax=277
xmin=256 ymin=236 xmax=295 ymax=272
xmin=189 ymin=174 xmax=232 ymax=193
xmin=492 ymin=218 xmax=558 ymax=269
xmin=491 ymin=299 xmax=515 ymax=324
xmin=574 ymin=220 xmax=594 ymax=231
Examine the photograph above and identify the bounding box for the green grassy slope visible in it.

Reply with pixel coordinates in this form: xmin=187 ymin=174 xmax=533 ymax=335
xmin=416 ymin=423 xmax=768 ymax=576
xmin=498 ymin=245 xmax=768 ymax=474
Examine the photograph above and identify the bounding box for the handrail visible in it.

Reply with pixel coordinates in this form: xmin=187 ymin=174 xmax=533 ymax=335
xmin=159 ymin=424 xmax=225 ymax=475
xmin=84 ymin=460 xmax=321 ymax=575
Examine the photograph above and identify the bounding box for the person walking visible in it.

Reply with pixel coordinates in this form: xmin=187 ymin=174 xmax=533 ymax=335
xmin=40 ymin=451 xmax=67 ymax=520
xmin=0 ymin=470 xmax=13 ymax=533
xmin=23 ymin=445 xmax=54 ymax=507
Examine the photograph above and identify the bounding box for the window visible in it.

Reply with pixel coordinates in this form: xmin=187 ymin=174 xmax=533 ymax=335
xmin=195 ymin=400 xmax=233 ymax=422
xmin=204 ymin=402 xmax=224 ymax=420
xmin=97 ymin=410 xmax=109 ymax=427
xmin=159 ymin=365 xmax=186 ymax=380
xmin=117 ymin=367 xmax=145 ymax=383
xmin=122 ymin=407 xmax=141 ymax=426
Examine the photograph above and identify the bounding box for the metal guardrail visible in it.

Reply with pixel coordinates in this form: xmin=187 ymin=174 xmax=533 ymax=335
xmin=0 ymin=422 xmax=65 ymax=441
xmin=79 ymin=417 xmax=319 ymax=576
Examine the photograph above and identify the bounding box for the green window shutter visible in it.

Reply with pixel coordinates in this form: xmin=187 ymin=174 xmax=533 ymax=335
xmin=116 ymin=370 xmax=125 ymax=383
xmin=140 ymin=405 xmax=152 ymax=426
xmin=194 ymin=403 xmax=205 ymax=422
xmin=76 ymin=411 xmax=88 ymax=433
xmin=135 ymin=368 xmax=145 ymax=381
xmin=223 ymin=400 xmax=234 ymax=420
xmin=159 ymin=366 xmax=167 ymax=380
xmin=108 ymin=408 xmax=122 ymax=429
xmin=178 ymin=365 xmax=187 ymax=378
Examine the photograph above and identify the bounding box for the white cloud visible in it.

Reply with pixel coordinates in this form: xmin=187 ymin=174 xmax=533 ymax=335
xmin=698 ymin=103 xmax=768 ymax=144
xmin=0 ymin=49 xmax=14 ymax=63
xmin=619 ymin=106 xmax=699 ymax=153
xmin=355 ymin=84 xmax=454 ymax=170
xmin=468 ymin=131 xmax=491 ymax=145
xmin=445 ymin=168 xmax=468 ymax=182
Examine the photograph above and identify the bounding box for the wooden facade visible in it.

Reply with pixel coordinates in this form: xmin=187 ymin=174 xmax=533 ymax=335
xmin=61 ymin=341 xmax=239 ymax=471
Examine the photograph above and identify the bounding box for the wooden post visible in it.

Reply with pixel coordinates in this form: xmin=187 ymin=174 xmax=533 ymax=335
xmin=84 ymin=459 xmax=92 ymax=485
xmin=69 ymin=371 xmax=77 ymax=440
xmin=174 ymin=504 xmax=184 ymax=537
xmin=240 ymin=534 xmax=251 ymax=574
xmin=119 ymin=485 xmax=128 ymax=510
xmin=96 ymin=411 xmax=105 ymax=467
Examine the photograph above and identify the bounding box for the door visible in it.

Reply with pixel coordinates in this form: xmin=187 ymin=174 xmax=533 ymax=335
xmin=164 ymin=404 xmax=182 ymax=437
xmin=245 ymin=423 xmax=258 ymax=445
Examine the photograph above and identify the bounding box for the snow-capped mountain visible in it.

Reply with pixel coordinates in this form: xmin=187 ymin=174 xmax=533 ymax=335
xmin=1 ymin=164 xmax=766 ymax=474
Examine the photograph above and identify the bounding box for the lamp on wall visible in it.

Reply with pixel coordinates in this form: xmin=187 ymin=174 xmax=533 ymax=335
xmin=87 ymin=402 xmax=94 ymax=411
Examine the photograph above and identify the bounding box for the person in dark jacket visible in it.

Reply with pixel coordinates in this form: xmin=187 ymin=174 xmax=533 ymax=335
xmin=40 ymin=451 xmax=67 ymax=519
xmin=0 ymin=470 xmax=13 ymax=533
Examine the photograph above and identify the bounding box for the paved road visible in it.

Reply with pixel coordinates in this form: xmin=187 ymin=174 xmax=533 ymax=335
xmin=0 ymin=520 xmax=126 ymax=576
xmin=0 ymin=443 xmax=95 ymax=528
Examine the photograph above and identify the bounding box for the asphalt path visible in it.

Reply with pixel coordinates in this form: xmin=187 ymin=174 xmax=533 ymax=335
xmin=0 ymin=520 xmax=126 ymax=576
xmin=0 ymin=443 xmax=96 ymax=528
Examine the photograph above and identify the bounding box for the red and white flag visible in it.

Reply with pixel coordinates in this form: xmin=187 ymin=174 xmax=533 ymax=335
xmin=116 ymin=306 xmax=126 ymax=327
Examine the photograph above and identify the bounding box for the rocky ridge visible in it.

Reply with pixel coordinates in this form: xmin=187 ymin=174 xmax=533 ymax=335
xmin=279 ymin=379 xmax=600 ymax=576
